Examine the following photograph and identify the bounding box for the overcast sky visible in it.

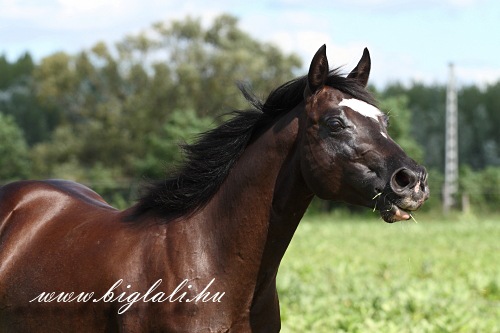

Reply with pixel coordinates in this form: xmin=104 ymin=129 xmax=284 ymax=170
xmin=1 ymin=0 xmax=499 ymax=87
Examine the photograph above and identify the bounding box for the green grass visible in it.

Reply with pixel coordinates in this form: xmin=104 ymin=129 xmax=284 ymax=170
xmin=277 ymin=213 xmax=500 ymax=333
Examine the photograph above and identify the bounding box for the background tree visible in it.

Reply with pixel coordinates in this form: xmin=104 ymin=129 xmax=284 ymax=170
xmin=1 ymin=14 xmax=500 ymax=212
xmin=31 ymin=14 xmax=302 ymax=182
xmin=0 ymin=113 xmax=30 ymax=180
xmin=135 ymin=109 xmax=214 ymax=179
xmin=0 ymin=53 xmax=58 ymax=145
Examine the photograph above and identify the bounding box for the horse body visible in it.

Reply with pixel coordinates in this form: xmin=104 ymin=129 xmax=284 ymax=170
xmin=0 ymin=110 xmax=306 ymax=332
xmin=0 ymin=45 xmax=429 ymax=332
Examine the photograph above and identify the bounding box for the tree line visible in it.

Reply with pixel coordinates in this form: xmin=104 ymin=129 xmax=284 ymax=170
xmin=1 ymin=14 xmax=499 ymax=213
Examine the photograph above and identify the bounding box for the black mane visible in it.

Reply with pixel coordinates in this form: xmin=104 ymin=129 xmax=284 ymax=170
xmin=133 ymin=69 xmax=376 ymax=219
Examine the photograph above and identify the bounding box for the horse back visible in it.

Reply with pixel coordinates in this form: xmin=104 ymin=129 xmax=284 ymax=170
xmin=0 ymin=179 xmax=121 ymax=269
xmin=0 ymin=180 xmax=141 ymax=331
xmin=0 ymin=179 xmax=113 ymax=236
xmin=0 ymin=178 xmax=114 ymax=210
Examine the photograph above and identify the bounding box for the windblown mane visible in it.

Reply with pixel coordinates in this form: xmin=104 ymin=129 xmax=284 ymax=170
xmin=133 ymin=69 xmax=376 ymax=219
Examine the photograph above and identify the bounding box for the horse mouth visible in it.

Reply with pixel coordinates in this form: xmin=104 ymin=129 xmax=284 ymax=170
xmin=376 ymin=195 xmax=424 ymax=223
xmin=379 ymin=203 xmax=413 ymax=223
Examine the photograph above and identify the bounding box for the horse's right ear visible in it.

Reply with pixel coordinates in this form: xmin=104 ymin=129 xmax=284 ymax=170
xmin=306 ymin=45 xmax=329 ymax=97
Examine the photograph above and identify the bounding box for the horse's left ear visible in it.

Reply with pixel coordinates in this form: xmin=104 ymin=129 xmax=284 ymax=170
xmin=347 ymin=48 xmax=371 ymax=87
xmin=306 ymin=44 xmax=329 ymax=96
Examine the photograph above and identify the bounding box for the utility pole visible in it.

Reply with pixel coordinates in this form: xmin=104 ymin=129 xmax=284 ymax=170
xmin=443 ymin=63 xmax=458 ymax=214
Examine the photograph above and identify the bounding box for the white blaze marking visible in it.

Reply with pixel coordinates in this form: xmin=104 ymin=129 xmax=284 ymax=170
xmin=339 ymin=98 xmax=383 ymax=122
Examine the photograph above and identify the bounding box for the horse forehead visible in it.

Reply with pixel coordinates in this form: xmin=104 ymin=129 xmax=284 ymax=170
xmin=338 ymin=98 xmax=383 ymax=121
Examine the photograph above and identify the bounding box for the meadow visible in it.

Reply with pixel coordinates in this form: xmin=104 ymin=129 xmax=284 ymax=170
xmin=277 ymin=213 xmax=500 ymax=333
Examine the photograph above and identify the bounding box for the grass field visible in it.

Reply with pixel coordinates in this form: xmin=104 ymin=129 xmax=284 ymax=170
xmin=277 ymin=213 xmax=500 ymax=333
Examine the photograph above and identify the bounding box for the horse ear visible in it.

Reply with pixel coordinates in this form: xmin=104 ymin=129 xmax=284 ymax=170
xmin=306 ymin=45 xmax=329 ymax=96
xmin=347 ymin=48 xmax=371 ymax=87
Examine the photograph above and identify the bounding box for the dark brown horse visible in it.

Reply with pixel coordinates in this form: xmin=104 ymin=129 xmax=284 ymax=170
xmin=0 ymin=45 xmax=428 ymax=332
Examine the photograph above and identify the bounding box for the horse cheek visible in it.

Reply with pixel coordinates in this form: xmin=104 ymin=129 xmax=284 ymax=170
xmin=300 ymin=137 xmax=341 ymax=200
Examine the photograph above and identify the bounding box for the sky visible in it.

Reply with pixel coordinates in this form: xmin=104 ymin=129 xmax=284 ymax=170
xmin=1 ymin=0 xmax=499 ymax=88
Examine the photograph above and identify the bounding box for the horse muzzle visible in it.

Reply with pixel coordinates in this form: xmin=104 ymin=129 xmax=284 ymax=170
xmin=377 ymin=166 xmax=430 ymax=223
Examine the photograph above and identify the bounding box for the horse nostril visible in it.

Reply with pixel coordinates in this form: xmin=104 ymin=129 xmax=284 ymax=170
xmin=391 ymin=168 xmax=417 ymax=192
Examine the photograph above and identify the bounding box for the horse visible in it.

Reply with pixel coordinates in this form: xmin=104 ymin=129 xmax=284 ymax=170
xmin=0 ymin=45 xmax=429 ymax=332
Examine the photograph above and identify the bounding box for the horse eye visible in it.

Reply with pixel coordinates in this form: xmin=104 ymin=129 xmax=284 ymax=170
xmin=326 ymin=119 xmax=345 ymax=132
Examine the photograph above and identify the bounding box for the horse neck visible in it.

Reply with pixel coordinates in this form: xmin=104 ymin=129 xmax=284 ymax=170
xmin=204 ymin=105 xmax=314 ymax=284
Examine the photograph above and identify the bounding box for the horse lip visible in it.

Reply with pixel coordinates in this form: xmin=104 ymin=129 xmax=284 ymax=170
xmin=376 ymin=197 xmax=415 ymax=223
xmin=388 ymin=204 xmax=411 ymax=221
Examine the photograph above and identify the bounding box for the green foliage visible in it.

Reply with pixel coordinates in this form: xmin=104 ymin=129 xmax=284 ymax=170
xmin=0 ymin=52 xmax=34 ymax=89
xmin=30 ymin=125 xmax=84 ymax=178
xmin=27 ymin=14 xmax=301 ymax=182
xmin=0 ymin=15 xmax=303 ymax=208
xmin=135 ymin=109 xmax=214 ymax=179
xmin=0 ymin=53 xmax=58 ymax=144
xmin=118 ymin=14 xmax=302 ymax=115
xmin=0 ymin=113 xmax=30 ymax=180
xmin=459 ymin=165 xmax=500 ymax=213
xmin=383 ymin=81 xmax=500 ymax=172
xmin=380 ymin=95 xmax=424 ymax=163
xmin=278 ymin=216 xmax=500 ymax=332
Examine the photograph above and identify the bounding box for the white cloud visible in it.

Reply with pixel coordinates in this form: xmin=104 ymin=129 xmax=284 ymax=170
xmin=57 ymin=0 xmax=120 ymax=13
xmin=0 ymin=0 xmax=52 ymax=20
xmin=241 ymin=9 xmax=371 ymax=73
xmin=0 ymin=0 xmax=134 ymax=30
xmin=276 ymin=0 xmax=487 ymax=11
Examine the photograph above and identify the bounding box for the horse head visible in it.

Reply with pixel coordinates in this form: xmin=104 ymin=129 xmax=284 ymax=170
xmin=300 ymin=45 xmax=429 ymax=222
